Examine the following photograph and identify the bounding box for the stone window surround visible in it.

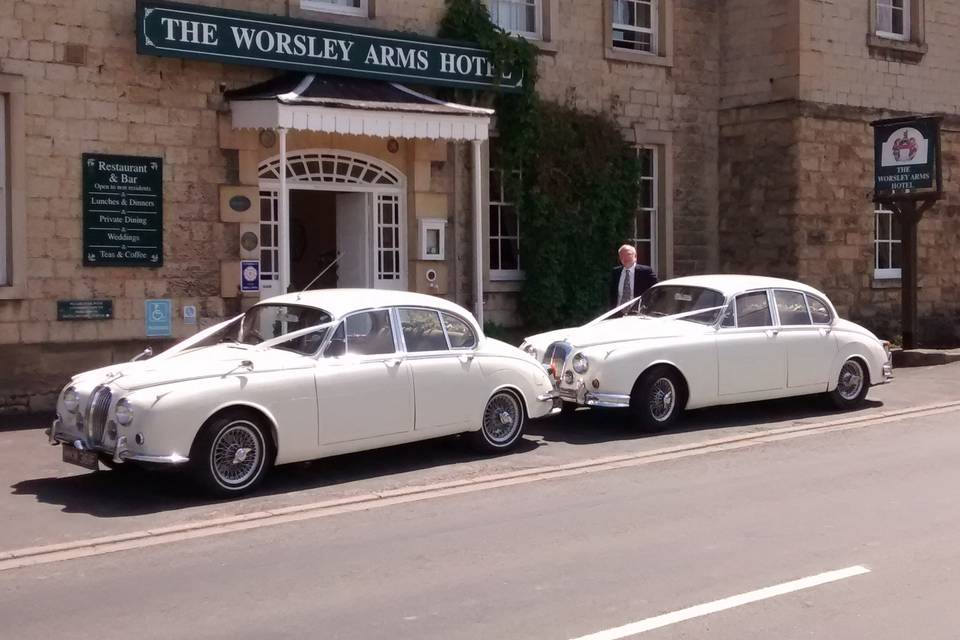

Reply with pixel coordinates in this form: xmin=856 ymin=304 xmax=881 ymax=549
xmin=874 ymin=204 xmax=902 ymax=281
xmin=486 ymin=138 xmax=523 ymax=283
xmin=631 ymin=145 xmax=658 ymax=271
xmin=487 ymin=0 xmax=542 ymax=40
xmin=867 ymin=0 xmax=927 ymax=63
xmin=604 ymin=0 xmax=674 ymax=68
xmin=493 ymin=0 xmax=560 ymax=53
xmin=299 ymin=0 xmax=370 ymax=18
xmin=0 ymin=74 xmax=25 ymax=300
xmin=633 ymin=126 xmax=673 ymax=278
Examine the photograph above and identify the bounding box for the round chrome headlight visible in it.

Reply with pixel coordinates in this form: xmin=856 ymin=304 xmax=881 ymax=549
xmin=572 ymin=353 xmax=590 ymax=374
xmin=115 ymin=398 xmax=134 ymax=426
xmin=62 ymin=386 xmax=80 ymax=413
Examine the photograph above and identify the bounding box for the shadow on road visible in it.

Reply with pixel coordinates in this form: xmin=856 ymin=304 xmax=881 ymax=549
xmin=528 ymin=396 xmax=885 ymax=445
xmin=9 ymin=435 xmax=539 ymax=519
xmin=8 ymin=395 xmax=882 ymax=519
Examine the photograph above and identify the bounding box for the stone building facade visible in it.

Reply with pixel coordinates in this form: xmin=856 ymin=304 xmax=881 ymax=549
xmin=0 ymin=0 xmax=956 ymax=412
xmin=718 ymin=0 xmax=960 ymax=344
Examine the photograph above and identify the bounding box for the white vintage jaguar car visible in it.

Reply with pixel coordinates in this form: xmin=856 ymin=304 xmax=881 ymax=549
xmin=521 ymin=275 xmax=893 ymax=430
xmin=48 ymin=290 xmax=557 ymax=496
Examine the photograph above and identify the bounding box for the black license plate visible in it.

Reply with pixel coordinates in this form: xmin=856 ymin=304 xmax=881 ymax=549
xmin=62 ymin=444 xmax=99 ymax=471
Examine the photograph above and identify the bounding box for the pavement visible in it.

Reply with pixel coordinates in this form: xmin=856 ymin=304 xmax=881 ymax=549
xmin=1 ymin=394 xmax=960 ymax=638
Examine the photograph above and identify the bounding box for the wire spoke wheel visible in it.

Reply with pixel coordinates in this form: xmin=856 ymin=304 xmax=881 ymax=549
xmin=210 ymin=421 xmax=262 ymax=487
xmin=482 ymin=392 xmax=523 ymax=445
xmin=648 ymin=377 xmax=677 ymax=422
xmin=837 ymin=360 xmax=865 ymax=401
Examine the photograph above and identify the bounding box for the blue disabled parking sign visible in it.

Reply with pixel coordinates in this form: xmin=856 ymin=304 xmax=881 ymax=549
xmin=145 ymin=299 xmax=172 ymax=337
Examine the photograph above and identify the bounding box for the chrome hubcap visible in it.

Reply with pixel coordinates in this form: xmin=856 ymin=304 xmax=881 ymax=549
xmin=483 ymin=393 xmax=522 ymax=444
xmin=837 ymin=360 xmax=864 ymax=401
xmin=649 ymin=378 xmax=676 ymax=422
xmin=211 ymin=422 xmax=261 ymax=487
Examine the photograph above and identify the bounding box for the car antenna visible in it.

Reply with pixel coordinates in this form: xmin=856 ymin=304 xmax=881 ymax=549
xmin=297 ymin=252 xmax=343 ymax=300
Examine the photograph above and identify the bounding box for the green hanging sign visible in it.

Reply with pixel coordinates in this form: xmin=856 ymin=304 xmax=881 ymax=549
xmin=136 ymin=0 xmax=522 ymax=92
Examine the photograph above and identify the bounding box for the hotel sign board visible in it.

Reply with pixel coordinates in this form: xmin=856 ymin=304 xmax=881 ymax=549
xmin=83 ymin=153 xmax=163 ymax=267
xmin=136 ymin=0 xmax=522 ymax=92
xmin=872 ymin=116 xmax=942 ymax=201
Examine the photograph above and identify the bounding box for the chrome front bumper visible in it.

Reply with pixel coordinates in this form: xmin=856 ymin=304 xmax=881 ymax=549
xmin=882 ymin=361 xmax=894 ymax=382
xmin=47 ymin=418 xmax=189 ymax=465
xmin=549 ymin=384 xmax=631 ymax=409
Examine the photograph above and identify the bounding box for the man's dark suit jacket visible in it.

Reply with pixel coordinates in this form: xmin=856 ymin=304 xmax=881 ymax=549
xmin=609 ymin=265 xmax=658 ymax=308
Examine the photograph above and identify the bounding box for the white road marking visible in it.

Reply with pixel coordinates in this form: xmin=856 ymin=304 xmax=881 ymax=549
xmin=2 ymin=401 xmax=959 ymax=572
xmin=569 ymin=565 xmax=871 ymax=640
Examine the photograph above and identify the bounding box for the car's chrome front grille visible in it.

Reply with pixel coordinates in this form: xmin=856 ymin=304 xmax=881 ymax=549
xmin=87 ymin=386 xmax=112 ymax=444
xmin=543 ymin=342 xmax=571 ymax=383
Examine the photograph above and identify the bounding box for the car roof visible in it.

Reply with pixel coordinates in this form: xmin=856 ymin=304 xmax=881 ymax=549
xmin=657 ymin=274 xmax=831 ymax=300
xmin=256 ymin=288 xmax=477 ymax=321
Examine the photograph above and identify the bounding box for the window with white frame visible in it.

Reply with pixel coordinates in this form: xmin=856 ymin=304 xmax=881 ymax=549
xmin=489 ymin=144 xmax=522 ymax=280
xmin=875 ymin=206 xmax=902 ymax=279
xmin=487 ymin=0 xmax=541 ymax=39
xmin=629 ymin=146 xmax=658 ymax=269
xmin=301 ymin=0 xmax=367 ymax=17
xmin=0 ymin=94 xmax=7 ymax=286
xmin=612 ymin=0 xmax=658 ymax=53
xmin=876 ymin=0 xmax=910 ymax=40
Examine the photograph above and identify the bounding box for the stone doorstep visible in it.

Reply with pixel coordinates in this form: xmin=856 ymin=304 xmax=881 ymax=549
xmin=892 ymin=348 xmax=960 ymax=368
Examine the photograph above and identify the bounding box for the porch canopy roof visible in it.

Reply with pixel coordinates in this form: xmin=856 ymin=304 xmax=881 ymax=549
xmin=227 ymin=73 xmax=494 ymax=141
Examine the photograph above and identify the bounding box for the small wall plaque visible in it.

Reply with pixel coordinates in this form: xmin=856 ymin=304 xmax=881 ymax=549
xmin=57 ymin=299 xmax=113 ymax=321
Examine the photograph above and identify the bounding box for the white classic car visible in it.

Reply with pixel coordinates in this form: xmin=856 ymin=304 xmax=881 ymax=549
xmin=48 ymin=290 xmax=557 ymax=496
xmin=522 ymin=275 xmax=893 ymax=430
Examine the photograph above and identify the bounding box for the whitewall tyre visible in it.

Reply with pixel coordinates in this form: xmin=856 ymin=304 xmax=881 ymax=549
xmin=630 ymin=366 xmax=684 ymax=432
xmin=468 ymin=390 xmax=526 ymax=453
xmin=191 ymin=410 xmax=273 ymax=498
xmin=828 ymin=358 xmax=870 ymax=410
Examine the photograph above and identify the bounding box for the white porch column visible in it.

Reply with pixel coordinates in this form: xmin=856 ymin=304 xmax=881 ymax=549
xmin=472 ymin=139 xmax=484 ymax=326
xmin=278 ymin=127 xmax=290 ymax=294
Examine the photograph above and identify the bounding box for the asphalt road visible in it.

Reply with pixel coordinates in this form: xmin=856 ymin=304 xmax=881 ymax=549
xmin=1 ymin=362 xmax=957 ymax=552
xmin=0 ymin=364 xmax=959 ymax=638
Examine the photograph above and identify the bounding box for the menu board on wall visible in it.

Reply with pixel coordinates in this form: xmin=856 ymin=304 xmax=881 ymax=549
xmin=82 ymin=153 xmax=163 ymax=267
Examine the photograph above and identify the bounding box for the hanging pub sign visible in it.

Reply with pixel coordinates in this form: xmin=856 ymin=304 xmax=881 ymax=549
xmin=83 ymin=153 xmax=163 ymax=267
xmin=136 ymin=0 xmax=522 ymax=92
xmin=872 ymin=116 xmax=942 ymax=201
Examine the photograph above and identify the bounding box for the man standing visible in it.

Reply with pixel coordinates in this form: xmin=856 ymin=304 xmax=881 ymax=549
xmin=610 ymin=244 xmax=658 ymax=309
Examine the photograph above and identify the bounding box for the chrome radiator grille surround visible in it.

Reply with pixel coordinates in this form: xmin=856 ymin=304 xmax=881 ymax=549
xmin=543 ymin=342 xmax=572 ymax=383
xmin=87 ymin=386 xmax=112 ymax=444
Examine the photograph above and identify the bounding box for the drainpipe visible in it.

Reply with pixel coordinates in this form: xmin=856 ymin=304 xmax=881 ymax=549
xmin=472 ymin=139 xmax=484 ymax=326
xmin=278 ymin=127 xmax=290 ymax=294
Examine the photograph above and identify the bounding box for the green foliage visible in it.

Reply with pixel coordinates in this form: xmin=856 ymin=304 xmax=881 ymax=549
xmin=518 ymin=105 xmax=639 ymax=329
xmin=440 ymin=0 xmax=640 ymax=330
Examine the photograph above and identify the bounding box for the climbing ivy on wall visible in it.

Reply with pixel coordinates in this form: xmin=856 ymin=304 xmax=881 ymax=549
xmin=440 ymin=0 xmax=640 ymax=330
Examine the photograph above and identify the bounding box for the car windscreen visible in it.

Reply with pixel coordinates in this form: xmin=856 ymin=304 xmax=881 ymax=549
xmin=239 ymin=304 xmax=332 ymax=355
xmin=637 ymin=286 xmax=726 ymax=325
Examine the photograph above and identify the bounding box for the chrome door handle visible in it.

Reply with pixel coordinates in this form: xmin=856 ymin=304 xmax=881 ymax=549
xmin=384 ymin=358 xmax=403 ymax=367
xmin=765 ymin=329 xmax=780 ymax=337
xmin=458 ymin=353 xmax=475 ymax=364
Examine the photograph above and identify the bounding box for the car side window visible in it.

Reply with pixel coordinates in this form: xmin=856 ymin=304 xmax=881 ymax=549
xmin=399 ymin=308 xmax=448 ymax=352
xmin=806 ymin=295 xmax=833 ymax=325
xmin=345 ymin=310 xmax=396 ymax=356
xmin=774 ymin=290 xmax=811 ymax=326
xmin=324 ymin=310 xmax=396 ymax=358
xmin=735 ymin=291 xmax=773 ymax=328
xmin=442 ymin=313 xmax=477 ymax=349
